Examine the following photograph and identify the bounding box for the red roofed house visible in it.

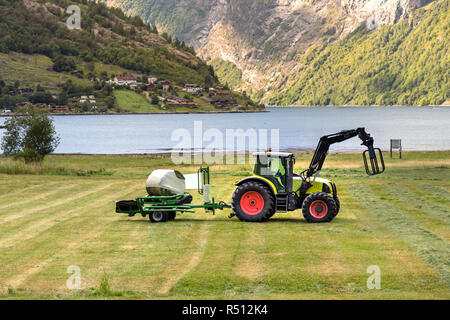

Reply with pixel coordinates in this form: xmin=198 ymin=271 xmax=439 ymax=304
xmin=146 ymin=83 xmax=155 ymax=91
xmin=114 ymin=75 xmax=137 ymax=87
xmin=165 ymin=101 xmax=197 ymax=109
xmin=160 ymin=80 xmax=171 ymax=91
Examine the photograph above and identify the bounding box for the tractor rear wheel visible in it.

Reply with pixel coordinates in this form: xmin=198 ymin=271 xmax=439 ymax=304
xmin=149 ymin=211 xmax=169 ymax=223
xmin=232 ymin=182 xmax=275 ymax=222
xmin=302 ymin=192 xmax=337 ymax=223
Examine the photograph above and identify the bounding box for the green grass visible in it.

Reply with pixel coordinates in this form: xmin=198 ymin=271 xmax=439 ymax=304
xmin=114 ymin=89 xmax=236 ymax=113
xmin=0 ymin=52 xmax=90 ymax=93
xmin=114 ymin=90 xmax=162 ymax=113
xmin=0 ymin=151 xmax=448 ymax=299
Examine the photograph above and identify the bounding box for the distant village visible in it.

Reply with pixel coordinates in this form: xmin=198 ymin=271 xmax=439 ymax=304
xmin=1 ymin=74 xmax=242 ymax=115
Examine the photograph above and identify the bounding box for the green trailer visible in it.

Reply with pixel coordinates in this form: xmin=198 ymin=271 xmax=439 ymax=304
xmin=115 ymin=167 xmax=230 ymax=223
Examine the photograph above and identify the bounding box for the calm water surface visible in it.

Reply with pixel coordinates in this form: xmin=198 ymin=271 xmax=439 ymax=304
xmin=1 ymin=107 xmax=449 ymax=154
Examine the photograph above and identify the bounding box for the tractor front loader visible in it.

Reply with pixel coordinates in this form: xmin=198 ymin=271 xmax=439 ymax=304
xmin=231 ymin=128 xmax=385 ymax=223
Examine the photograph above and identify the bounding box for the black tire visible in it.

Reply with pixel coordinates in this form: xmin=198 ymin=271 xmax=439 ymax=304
xmin=333 ymin=195 xmax=340 ymax=217
xmin=168 ymin=211 xmax=176 ymax=220
xmin=149 ymin=211 xmax=168 ymax=223
xmin=231 ymin=181 xmax=275 ymax=222
xmin=302 ymin=192 xmax=337 ymax=223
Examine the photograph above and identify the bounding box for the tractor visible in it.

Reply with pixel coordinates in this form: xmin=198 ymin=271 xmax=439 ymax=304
xmin=230 ymin=128 xmax=385 ymax=222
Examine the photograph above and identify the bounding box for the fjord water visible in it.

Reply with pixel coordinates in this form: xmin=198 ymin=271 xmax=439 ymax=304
xmin=1 ymin=106 xmax=449 ymax=154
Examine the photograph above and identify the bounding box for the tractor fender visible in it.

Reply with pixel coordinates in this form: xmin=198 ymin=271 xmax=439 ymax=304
xmin=235 ymin=176 xmax=277 ymax=195
xmin=306 ymin=177 xmax=334 ymax=196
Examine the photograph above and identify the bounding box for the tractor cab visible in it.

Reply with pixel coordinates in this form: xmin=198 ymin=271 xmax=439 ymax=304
xmin=252 ymin=152 xmax=295 ymax=194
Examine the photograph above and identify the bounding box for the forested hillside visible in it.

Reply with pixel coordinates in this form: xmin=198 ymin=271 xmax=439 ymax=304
xmin=107 ymin=0 xmax=449 ymax=106
xmin=0 ymin=0 xmax=263 ymax=112
xmin=0 ymin=0 xmax=216 ymax=87
xmin=269 ymin=0 xmax=449 ymax=106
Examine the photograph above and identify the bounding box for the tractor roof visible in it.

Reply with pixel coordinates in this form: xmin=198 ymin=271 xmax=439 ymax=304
xmin=252 ymin=152 xmax=293 ymax=158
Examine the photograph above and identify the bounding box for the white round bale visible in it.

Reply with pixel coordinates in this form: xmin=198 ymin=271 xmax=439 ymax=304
xmin=146 ymin=169 xmax=186 ymax=196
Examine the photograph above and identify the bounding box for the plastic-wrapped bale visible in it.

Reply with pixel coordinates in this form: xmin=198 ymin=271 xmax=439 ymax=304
xmin=146 ymin=169 xmax=186 ymax=196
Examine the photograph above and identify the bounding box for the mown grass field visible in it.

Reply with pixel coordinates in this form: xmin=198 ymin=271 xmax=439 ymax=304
xmin=114 ymin=90 xmax=162 ymax=113
xmin=0 ymin=151 xmax=448 ymax=299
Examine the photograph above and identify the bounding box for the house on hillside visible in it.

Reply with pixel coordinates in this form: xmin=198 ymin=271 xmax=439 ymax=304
xmin=19 ymin=87 xmax=34 ymax=96
xmin=146 ymin=84 xmax=155 ymax=91
xmin=210 ymin=97 xmax=237 ymax=109
xmin=165 ymin=101 xmax=197 ymax=109
xmin=51 ymin=105 xmax=70 ymax=113
xmin=15 ymin=102 xmax=32 ymax=108
xmin=160 ymin=80 xmax=171 ymax=91
xmin=114 ymin=75 xmax=137 ymax=87
xmin=162 ymin=93 xmax=189 ymax=103
xmin=209 ymin=87 xmax=231 ymax=97
xmin=183 ymin=84 xmax=203 ymax=94
xmin=148 ymin=76 xmax=158 ymax=84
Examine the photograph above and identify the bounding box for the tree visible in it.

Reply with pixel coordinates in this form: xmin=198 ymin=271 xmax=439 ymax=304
xmin=52 ymin=55 xmax=76 ymax=72
xmin=30 ymin=91 xmax=54 ymax=104
xmin=105 ymin=96 xmax=115 ymax=109
xmin=151 ymin=95 xmax=159 ymax=105
xmin=56 ymin=91 xmax=68 ymax=105
xmin=1 ymin=107 xmax=60 ymax=162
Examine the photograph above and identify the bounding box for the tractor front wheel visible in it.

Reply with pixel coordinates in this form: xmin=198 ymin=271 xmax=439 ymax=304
xmin=149 ymin=211 xmax=169 ymax=223
xmin=302 ymin=192 xmax=337 ymax=223
xmin=232 ymin=182 xmax=275 ymax=222
xmin=333 ymin=195 xmax=340 ymax=217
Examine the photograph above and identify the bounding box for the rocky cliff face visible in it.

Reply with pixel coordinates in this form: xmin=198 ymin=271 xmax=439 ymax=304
xmin=106 ymin=0 xmax=435 ymax=100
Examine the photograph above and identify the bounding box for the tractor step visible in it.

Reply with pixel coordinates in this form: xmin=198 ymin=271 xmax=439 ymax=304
xmin=276 ymin=194 xmax=288 ymax=211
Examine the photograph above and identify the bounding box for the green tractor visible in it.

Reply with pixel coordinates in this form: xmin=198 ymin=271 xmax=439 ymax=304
xmin=230 ymin=128 xmax=384 ymax=223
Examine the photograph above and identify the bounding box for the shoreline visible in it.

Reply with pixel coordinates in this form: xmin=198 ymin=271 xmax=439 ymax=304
xmin=8 ymin=149 xmax=446 ymax=157
xmin=0 ymin=109 xmax=268 ymax=117
xmin=2 ymin=106 xmax=448 ymax=117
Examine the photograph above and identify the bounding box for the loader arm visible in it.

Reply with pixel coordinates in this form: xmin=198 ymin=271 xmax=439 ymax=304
xmin=306 ymin=128 xmax=383 ymax=177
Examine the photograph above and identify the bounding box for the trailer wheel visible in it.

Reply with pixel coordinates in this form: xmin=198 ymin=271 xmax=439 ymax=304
xmin=232 ymin=181 xmax=275 ymax=222
xmin=149 ymin=211 xmax=168 ymax=223
xmin=168 ymin=211 xmax=176 ymax=220
xmin=302 ymin=192 xmax=337 ymax=223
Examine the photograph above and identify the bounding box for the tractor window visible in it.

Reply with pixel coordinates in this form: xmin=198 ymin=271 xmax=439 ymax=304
xmin=270 ymin=158 xmax=285 ymax=176
xmin=254 ymin=156 xmax=285 ymax=177
xmin=254 ymin=156 xmax=268 ymax=175
xmin=253 ymin=155 xmax=287 ymax=193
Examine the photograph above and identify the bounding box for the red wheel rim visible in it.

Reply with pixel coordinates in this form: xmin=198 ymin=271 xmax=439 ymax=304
xmin=240 ymin=191 xmax=264 ymax=215
xmin=309 ymin=200 xmax=328 ymax=219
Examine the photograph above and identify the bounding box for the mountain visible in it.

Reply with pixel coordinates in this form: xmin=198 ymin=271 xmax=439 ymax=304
xmin=105 ymin=0 xmax=448 ymax=106
xmin=0 ymin=0 xmax=261 ymax=112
